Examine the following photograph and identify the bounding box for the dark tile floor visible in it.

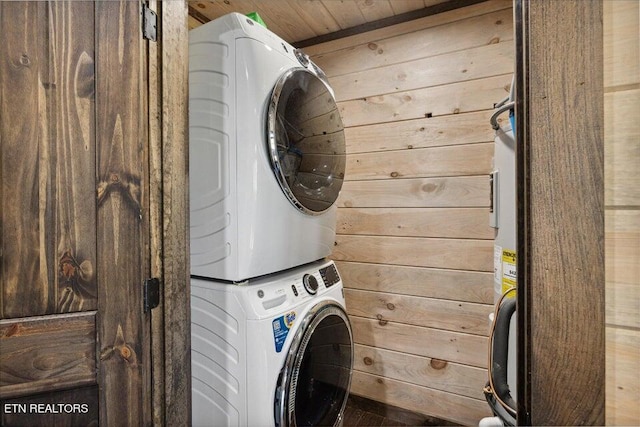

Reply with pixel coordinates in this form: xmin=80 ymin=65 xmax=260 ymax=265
xmin=342 ymin=405 xmax=405 ymax=426
xmin=343 ymin=395 xmax=460 ymax=427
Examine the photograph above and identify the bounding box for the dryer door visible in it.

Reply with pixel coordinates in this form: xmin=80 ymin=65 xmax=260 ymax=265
xmin=267 ymin=68 xmax=346 ymax=215
xmin=275 ymin=302 xmax=353 ymax=427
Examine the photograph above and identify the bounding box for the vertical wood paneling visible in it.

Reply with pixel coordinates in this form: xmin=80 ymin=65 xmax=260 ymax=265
xmin=159 ymin=1 xmax=192 ymax=425
xmin=148 ymin=1 xmax=164 ymax=424
xmin=0 ymin=1 xmax=97 ymax=318
xmin=1 ymin=2 xmax=51 ymax=318
xmin=309 ymin=2 xmax=512 ymax=424
xmin=95 ymin=1 xmax=148 ymax=425
xmin=604 ymin=1 xmax=640 ymax=424
xmin=523 ymin=1 xmax=605 ymax=424
xmin=1 ymin=1 xmax=172 ymax=423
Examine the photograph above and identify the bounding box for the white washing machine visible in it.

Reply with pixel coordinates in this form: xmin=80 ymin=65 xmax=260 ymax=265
xmin=191 ymin=260 xmax=353 ymax=427
xmin=189 ymin=13 xmax=346 ymax=282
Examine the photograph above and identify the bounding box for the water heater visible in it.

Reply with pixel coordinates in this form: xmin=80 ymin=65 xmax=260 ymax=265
xmin=482 ymin=81 xmax=517 ymax=426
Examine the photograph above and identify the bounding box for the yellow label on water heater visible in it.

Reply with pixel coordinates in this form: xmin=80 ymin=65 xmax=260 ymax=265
xmin=502 ymin=249 xmax=517 ymax=296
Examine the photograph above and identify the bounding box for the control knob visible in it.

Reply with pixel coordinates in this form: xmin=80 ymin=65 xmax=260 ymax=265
xmin=302 ymin=274 xmax=318 ymax=295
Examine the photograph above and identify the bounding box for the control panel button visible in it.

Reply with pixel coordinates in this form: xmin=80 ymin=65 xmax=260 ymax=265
xmin=291 ymin=284 xmax=299 ymax=297
xmin=302 ymin=274 xmax=318 ymax=295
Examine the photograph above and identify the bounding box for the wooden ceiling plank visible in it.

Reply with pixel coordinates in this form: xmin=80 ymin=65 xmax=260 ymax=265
xmin=188 ymin=0 xmax=226 ymax=20
xmin=188 ymin=14 xmax=204 ymax=29
xmin=321 ymin=0 xmax=368 ymax=29
xmin=285 ymin=0 xmax=342 ymax=35
xmin=356 ymin=0 xmax=395 ymax=22
xmin=188 ymin=4 xmax=211 ymax=24
xmin=298 ymin=0 xmax=494 ymax=49
xmin=190 ymin=0 xmax=298 ymax=42
xmin=389 ymin=0 xmax=430 ymax=15
xmin=250 ymin=0 xmax=318 ymax=42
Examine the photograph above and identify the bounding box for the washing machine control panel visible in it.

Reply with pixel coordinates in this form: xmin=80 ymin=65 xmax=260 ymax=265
xmin=249 ymin=262 xmax=343 ymax=316
xmin=302 ymin=274 xmax=319 ymax=295
xmin=319 ymin=264 xmax=341 ymax=288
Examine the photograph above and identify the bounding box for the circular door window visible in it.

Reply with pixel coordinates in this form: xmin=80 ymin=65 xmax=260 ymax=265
xmin=267 ymin=68 xmax=346 ymax=215
xmin=275 ymin=303 xmax=353 ymax=427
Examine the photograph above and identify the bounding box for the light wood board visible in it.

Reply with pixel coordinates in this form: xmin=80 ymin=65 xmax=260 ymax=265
xmin=343 ymin=110 xmax=494 ymax=154
xmin=333 ymin=235 xmax=493 ymax=271
xmin=346 ymin=142 xmax=493 ymax=181
xmin=338 ymin=73 xmax=512 ymax=127
xmin=314 ymin=8 xmax=513 ymax=77
xmin=605 ymin=89 xmax=640 ymax=206
xmin=353 ymin=343 xmax=487 ymax=400
xmin=345 ymin=289 xmax=492 ymax=335
xmin=336 ymin=261 xmax=494 ymax=304
xmin=337 ymin=207 xmax=494 ymax=239
xmin=331 ymin=42 xmax=513 ymax=102
xmin=606 ymin=327 xmax=640 ymax=426
xmin=350 ymin=316 xmax=488 ymax=368
xmin=337 ymin=176 xmax=490 ymax=208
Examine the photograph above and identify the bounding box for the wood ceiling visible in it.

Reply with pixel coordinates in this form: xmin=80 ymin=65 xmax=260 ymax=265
xmin=188 ymin=0 xmax=455 ymax=44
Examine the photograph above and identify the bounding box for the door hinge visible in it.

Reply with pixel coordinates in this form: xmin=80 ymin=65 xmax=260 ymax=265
xmin=144 ymin=277 xmax=161 ymax=313
xmin=142 ymin=3 xmax=157 ymax=41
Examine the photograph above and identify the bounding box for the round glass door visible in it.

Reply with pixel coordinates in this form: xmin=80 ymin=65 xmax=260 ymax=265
xmin=267 ymin=68 xmax=346 ymax=215
xmin=275 ymin=303 xmax=353 ymax=427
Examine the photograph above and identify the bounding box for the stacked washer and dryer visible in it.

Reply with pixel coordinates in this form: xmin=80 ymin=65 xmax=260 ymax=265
xmin=189 ymin=13 xmax=353 ymax=427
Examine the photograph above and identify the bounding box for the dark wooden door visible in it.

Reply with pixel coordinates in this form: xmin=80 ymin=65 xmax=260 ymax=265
xmin=1 ymin=1 xmax=152 ymax=425
xmin=514 ymin=0 xmax=604 ymax=424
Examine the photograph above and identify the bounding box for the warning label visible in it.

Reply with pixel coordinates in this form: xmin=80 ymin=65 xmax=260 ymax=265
xmin=502 ymin=249 xmax=517 ymax=296
xmin=272 ymin=311 xmax=296 ymax=353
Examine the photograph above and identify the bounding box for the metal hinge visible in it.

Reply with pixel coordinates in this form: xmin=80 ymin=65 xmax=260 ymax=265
xmin=144 ymin=277 xmax=161 ymax=313
xmin=142 ymin=3 xmax=157 ymax=41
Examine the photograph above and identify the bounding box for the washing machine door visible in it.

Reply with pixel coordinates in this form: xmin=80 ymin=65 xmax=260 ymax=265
xmin=275 ymin=301 xmax=353 ymax=427
xmin=267 ymin=68 xmax=346 ymax=215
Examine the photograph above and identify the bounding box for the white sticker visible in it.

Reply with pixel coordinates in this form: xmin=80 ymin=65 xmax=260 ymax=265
xmin=494 ymin=245 xmax=502 ymax=284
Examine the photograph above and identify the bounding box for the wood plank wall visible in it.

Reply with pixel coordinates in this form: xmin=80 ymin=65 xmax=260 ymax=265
xmin=604 ymin=1 xmax=640 ymax=425
xmin=306 ymin=1 xmax=513 ymax=424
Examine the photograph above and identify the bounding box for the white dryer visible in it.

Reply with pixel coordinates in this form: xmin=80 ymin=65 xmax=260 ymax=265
xmin=189 ymin=14 xmax=346 ymax=281
xmin=191 ymin=260 xmax=353 ymax=427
